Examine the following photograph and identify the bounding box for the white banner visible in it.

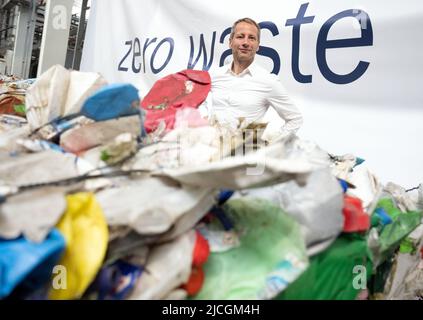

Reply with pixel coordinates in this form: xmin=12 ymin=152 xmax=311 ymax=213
xmin=81 ymin=0 xmax=423 ymax=188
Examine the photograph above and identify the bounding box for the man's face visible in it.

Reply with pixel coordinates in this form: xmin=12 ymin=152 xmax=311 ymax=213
xmin=229 ymin=22 xmax=260 ymax=64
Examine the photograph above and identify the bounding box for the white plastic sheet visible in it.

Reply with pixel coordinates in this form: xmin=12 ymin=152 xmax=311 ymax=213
xmin=25 ymin=65 xmax=107 ymax=129
xmin=96 ymin=176 xmax=215 ymax=235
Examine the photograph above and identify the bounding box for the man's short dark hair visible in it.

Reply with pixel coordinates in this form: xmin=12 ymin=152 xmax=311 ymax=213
xmin=229 ymin=18 xmax=261 ymax=42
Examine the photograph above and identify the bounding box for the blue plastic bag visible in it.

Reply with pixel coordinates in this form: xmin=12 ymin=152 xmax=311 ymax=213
xmin=0 ymin=229 xmax=65 ymax=299
xmin=81 ymin=83 xmax=140 ymax=121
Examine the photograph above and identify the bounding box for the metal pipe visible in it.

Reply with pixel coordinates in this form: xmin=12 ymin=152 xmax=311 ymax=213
xmin=21 ymin=0 xmax=36 ymax=77
xmin=71 ymin=0 xmax=88 ymax=70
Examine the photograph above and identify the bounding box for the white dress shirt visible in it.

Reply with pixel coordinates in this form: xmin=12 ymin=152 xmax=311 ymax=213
xmin=199 ymin=61 xmax=303 ymax=140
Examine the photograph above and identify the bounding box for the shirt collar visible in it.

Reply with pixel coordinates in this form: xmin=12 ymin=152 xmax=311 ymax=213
xmin=225 ymin=60 xmax=258 ymax=77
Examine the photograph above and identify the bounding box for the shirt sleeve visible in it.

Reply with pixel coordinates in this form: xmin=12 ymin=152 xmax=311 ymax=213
xmin=267 ymin=76 xmax=303 ymax=136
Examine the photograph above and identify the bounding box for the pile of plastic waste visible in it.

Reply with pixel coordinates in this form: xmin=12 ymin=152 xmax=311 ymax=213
xmin=0 ymin=65 xmax=422 ymax=300
xmin=0 ymin=75 xmax=35 ymax=118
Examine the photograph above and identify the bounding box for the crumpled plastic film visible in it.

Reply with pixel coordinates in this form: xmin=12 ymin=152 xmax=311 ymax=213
xmin=128 ymin=230 xmax=196 ymax=300
xmin=235 ymin=168 xmax=344 ymax=250
xmin=60 ymin=115 xmax=140 ymax=154
xmin=0 ymin=150 xmax=81 ymax=186
xmin=369 ymin=209 xmax=422 ymax=268
xmin=194 ymin=198 xmax=309 ymax=300
xmin=0 ymin=187 xmax=67 ymax=243
xmin=25 ymin=65 xmax=107 ymax=129
xmin=96 ymin=176 xmax=215 ymax=236
xmin=383 ymin=225 xmax=423 ymax=299
xmin=384 ymin=182 xmax=418 ymax=213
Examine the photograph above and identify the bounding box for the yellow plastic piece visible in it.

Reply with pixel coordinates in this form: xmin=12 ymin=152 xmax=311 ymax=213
xmin=49 ymin=193 xmax=108 ymax=300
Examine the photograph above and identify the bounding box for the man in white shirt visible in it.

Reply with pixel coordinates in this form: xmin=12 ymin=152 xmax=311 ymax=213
xmin=199 ymin=18 xmax=303 ymax=143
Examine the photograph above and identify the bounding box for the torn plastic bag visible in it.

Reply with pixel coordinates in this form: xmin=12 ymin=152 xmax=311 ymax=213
xmin=141 ymin=70 xmax=211 ymax=133
xmin=128 ymin=230 xmax=196 ymax=300
xmin=0 ymin=187 xmax=67 ymax=243
xmin=128 ymin=122 xmax=294 ymax=173
xmin=49 ymin=193 xmax=108 ymax=300
xmin=368 ymin=209 xmax=422 ymax=267
xmin=158 ymin=143 xmax=312 ymax=190
xmin=129 ymin=132 xmax=317 ymax=190
xmin=329 ymin=153 xmax=361 ymax=181
xmin=194 ymin=198 xmax=309 ymax=300
xmin=379 ymin=210 xmax=422 ymax=254
xmin=277 ymin=138 xmax=331 ymax=169
xmin=0 ymin=229 xmax=65 ymax=299
xmin=96 ymin=176 xmax=215 ymax=236
xmin=383 ymin=225 xmax=423 ymax=299
xmin=406 ymin=184 xmax=423 ymax=212
xmin=277 ymin=234 xmax=372 ymax=300
xmin=25 ymin=65 xmax=107 ymax=129
xmin=60 ymin=115 xmax=141 ymax=154
xmin=397 ymin=258 xmax=423 ymax=299
xmin=162 ymin=143 xmax=313 ymax=190
xmin=127 ymin=125 xmax=235 ymax=171
xmin=383 ymin=182 xmax=418 ymax=213
xmin=234 ymin=168 xmax=344 ymax=250
xmin=346 ymin=166 xmax=383 ymax=212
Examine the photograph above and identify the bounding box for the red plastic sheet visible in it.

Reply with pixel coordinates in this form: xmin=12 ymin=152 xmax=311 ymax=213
xmin=343 ymin=196 xmax=370 ymax=233
xmin=141 ymin=70 xmax=211 ymax=133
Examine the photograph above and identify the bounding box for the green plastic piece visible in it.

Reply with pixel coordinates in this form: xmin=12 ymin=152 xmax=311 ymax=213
xmin=277 ymin=234 xmax=373 ymax=300
xmin=194 ymin=198 xmax=309 ymax=300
